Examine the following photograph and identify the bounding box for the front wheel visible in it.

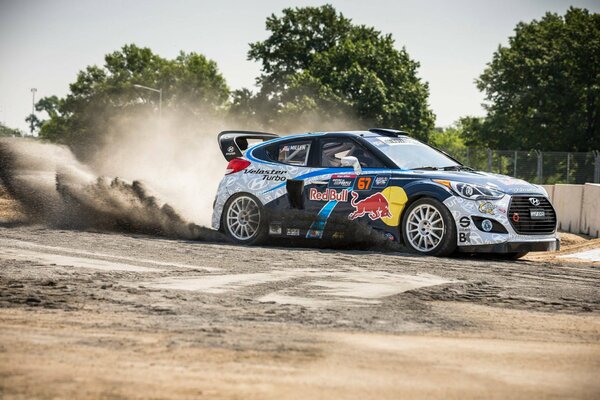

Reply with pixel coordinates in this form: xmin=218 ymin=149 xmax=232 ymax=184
xmin=223 ymin=193 xmax=267 ymax=245
xmin=401 ymin=198 xmax=457 ymax=256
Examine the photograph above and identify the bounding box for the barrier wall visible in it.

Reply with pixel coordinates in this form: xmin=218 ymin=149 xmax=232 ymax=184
xmin=542 ymin=183 xmax=600 ymax=237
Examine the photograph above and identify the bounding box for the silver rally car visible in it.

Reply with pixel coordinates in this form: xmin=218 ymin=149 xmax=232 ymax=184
xmin=212 ymin=129 xmax=559 ymax=258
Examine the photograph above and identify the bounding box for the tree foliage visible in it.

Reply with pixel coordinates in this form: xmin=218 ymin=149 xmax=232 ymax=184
xmin=36 ymin=44 xmax=229 ymax=154
xmin=0 ymin=122 xmax=22 ymax=137
xmin=428 ymin=124 xmax=467 ymax=158
xmin=242 ymin=5 xmax=435 ymax=139
xmin=474 ymin=7 xmax=600 ymax=151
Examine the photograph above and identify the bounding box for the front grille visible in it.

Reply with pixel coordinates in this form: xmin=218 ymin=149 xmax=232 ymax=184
xmin=508 ymin=196 xmax=557 ymax=235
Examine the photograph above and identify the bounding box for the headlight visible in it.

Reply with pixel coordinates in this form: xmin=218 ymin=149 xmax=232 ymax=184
xmin=433 ymin=180 xmax=505 ymax=200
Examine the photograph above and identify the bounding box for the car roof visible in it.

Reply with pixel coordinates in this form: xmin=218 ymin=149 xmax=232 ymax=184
xmin=291 ymin=128 xmax=411 ymax=139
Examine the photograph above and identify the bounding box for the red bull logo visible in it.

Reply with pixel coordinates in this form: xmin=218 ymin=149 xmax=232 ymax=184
xmin=348 ymin=192 xmax=392 ymax=221
xmin=309 ymin=188 xmax=348 ymax=202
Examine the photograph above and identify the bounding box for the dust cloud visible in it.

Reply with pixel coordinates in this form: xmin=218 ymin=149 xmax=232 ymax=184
xmin=85 ymin=114 xmax=229 ymax=227
xmin=0 ymin=137 xmax=224 ymax=241
xmin=0 ymin=109 xmax=394 ymax=248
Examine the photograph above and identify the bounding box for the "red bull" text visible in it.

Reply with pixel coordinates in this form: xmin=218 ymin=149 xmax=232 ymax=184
xmin=309 ymin=188 xmax=348 ymax=202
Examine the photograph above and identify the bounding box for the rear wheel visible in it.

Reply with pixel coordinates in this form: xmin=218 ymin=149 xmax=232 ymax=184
xmin=223 ymin=193 xmax=267 ymax=245
xmin=401 ymin=198 xmax=457 ymax=256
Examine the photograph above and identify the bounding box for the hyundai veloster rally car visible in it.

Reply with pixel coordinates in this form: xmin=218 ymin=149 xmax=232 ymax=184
xmin=213 ymin=129 xmax=559 ymax=258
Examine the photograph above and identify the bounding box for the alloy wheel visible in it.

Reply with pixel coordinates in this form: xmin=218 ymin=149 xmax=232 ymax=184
xmin=406 ymin=204 xmax=445 ymax=252
xmin=226 ymin=195 xmax=261 ymax=241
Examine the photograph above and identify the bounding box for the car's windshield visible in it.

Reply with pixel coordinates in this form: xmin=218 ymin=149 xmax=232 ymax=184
xmin=365 ymin=136 xmax=460 ymax=170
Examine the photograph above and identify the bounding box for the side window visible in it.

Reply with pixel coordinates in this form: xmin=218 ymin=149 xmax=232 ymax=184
xmin=266 ymin=141 xmax=312 ymax=166
xmin=320 ymin=139 xmax=384 ymax=168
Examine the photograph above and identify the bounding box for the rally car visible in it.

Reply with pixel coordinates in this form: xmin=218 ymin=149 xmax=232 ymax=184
xmin=212 ymin=129 xmax=559 ymax=258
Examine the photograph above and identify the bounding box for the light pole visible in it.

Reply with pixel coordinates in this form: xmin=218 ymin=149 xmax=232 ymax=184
xmin=133 ymin=84 xmax=162 ymax=119
xmin=30 ymin=88 xmax=37 ymax=136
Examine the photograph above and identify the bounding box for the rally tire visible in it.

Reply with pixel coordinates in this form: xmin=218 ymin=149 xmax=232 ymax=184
xmin=401 ymin=197 xmax=457 ymax=257
xmin=222 ymin=193 xmax=268 ymax=245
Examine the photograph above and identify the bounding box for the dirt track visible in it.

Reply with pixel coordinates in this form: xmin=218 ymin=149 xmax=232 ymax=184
xmin=0 ymin=224 xmax=599 ymax=399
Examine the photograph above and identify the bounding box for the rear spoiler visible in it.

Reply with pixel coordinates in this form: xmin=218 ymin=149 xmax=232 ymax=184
xmin=217 ymin=130 xmax=279 ymax=161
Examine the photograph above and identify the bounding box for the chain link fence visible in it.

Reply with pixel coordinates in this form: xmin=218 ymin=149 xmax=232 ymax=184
xmin=444 ymin=148 xmax=600 ymax=184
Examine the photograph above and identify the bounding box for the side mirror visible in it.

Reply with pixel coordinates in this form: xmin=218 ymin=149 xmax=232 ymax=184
xmin=341 ymin=156 xmax=362 ymax=175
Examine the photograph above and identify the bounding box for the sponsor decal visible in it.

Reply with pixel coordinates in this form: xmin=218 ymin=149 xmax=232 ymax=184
xmin=458 ymin=216 xmax=472 ymax=244
xmin=309 ymin=188 xmax=348 ymax=202
xmin=373 ymin=175 xmax=390 ymax=188
xmin=269 ymin=223 xmax=282 ymax=235
xmin=355 ymin=176 xmax=374 ymax=191
xmin=478 ymin=201 xmax=496 ymax=215
xmin=384 ymin=232 xmax=395 ymax=241
xmin=329 ymin=174 xmax=356 ymax=189
xmin=306 ymin=229 xmax=322 ymax=239
xmin=459 ymin=232 xmax=471 ymax=243
xmin=378 ymin=137 xmax=411 ymax=145
xmin=281 ymin=144 xmax=309 ymax=152
xmin=332 ymin=231 xmax=345 ymax=239
xmin=529 ymin=197 xmax=541 ymax=206
xmin=348 ymin=192 xmax=392 ymax=221
xmin=226 ymin=145 xmax=235 ymax=154
xmin=286 ymin=228 xmax=300 ymax=236
xmin=244 ymin=168 xmax=286 ymax=181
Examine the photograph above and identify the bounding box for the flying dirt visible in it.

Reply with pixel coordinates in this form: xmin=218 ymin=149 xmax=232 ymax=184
xmin=0 ymin=138 xmax=224 ymax=241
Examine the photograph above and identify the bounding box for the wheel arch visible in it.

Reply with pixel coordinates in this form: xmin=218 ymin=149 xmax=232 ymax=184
xmin=397 ymin=182 xmax=455 ymax=245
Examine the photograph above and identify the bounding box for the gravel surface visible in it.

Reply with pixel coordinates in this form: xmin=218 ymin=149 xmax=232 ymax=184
xmin=1 ymin=225 xmax=599 ymax=399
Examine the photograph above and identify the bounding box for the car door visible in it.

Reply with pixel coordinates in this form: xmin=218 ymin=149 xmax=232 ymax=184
xmin=303 ymin=136 xmax=387 ymax=238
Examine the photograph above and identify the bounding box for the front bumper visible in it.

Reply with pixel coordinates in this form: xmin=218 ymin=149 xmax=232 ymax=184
xmin=443 ymin=192 xmax=559 ymax=253
xmin=458 ymin=238 xmax=560 ymax=254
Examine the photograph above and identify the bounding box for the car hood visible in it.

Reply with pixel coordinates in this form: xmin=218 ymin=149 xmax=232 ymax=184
xmin=394 ymin=169 xmax=546 ymax=196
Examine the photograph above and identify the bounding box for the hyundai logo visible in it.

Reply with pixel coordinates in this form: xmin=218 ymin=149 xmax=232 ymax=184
xmin=529 ymin=197 xmax=541 ymax=206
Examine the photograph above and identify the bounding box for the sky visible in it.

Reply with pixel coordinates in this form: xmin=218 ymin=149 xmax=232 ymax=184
xmin=1 ymin=0 xmax=599 ymax=132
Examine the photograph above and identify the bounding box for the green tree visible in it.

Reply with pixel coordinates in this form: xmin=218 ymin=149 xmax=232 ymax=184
xmin=475 ymin=7 xmax=600 ymax=151
xmin=428 ymin=124 xmax=467 ymax=159
xmin=36 ymin=44 xmax=229 ymax=154
xmin=242 ymin=5 xmax=435 ymax=139
xmin=0 ymin=122 xmax=22 ymax=137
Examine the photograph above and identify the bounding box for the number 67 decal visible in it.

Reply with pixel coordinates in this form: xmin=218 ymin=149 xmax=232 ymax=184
xmin=356 ymin=176 xmax=373 ymax=190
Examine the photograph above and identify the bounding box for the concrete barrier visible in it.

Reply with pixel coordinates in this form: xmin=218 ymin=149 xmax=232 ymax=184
xmin=542 ymin=185 xmax=555 ymax=202
xmin=542 ymin=183 xmax=600 ymax=238
xmin=554 ymin=185 xmax=585 ymax=233
xmin=580 ymin=183 xmax=600 ymax=238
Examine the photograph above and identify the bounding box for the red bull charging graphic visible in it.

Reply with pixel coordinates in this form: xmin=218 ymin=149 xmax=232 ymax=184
xmin=348 ymin=192 xmax=392 ymax=221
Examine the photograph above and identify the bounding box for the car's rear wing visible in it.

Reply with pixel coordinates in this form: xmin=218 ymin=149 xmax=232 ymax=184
xmin=218 ymin=131 xmax=279 ymax=161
